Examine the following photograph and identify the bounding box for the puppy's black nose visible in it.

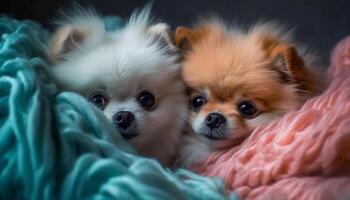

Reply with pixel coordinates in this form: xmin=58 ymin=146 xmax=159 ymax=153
xmin=114 ymin=111 xmax=134 ymax=129
xmin=205 ymin=113 xmax=226 ymax=129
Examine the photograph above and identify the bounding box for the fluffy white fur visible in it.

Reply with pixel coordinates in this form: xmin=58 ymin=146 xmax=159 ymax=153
xmin=49 ymin=7 xmax=187 ymax=165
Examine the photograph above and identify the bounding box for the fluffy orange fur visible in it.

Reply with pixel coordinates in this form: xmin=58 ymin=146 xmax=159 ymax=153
xmin=176 ymin=21 xmax=324 ymax=152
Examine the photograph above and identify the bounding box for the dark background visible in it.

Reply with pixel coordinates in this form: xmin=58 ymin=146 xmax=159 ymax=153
xmin=1 ymin=0 xmax=350 ymax=64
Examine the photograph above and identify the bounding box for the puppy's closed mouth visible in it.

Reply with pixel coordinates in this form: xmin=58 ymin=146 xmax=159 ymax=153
xmin=200 ymin=130 xmax=228 ymax=140
xmin=117 ymin=127 xmax=138 ymax=140
xmin=120 ymin=132 xmax=138 ymax=139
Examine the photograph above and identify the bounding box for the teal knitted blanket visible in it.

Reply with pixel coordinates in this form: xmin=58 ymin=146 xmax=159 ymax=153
xmin=0 ymin=17 xmax=236 ymax=200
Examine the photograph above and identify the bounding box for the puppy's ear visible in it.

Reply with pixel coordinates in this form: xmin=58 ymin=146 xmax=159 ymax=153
xmin=49 ymin=25 xmax=87 ymax=62
xmin=270 ymin=43 xmax=305 ymax=78
xmin=264 ymin=40 xmax=319 ymax=93
xmin=175 ymin=26 xmax=208 ymax=51
xmin=175 ymin=27 xmax=193 ymax=51
xmin=148 ymin=23 xmax=177 ymax=51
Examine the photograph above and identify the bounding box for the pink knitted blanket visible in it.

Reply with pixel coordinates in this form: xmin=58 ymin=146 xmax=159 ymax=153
xmin=192 ymin=36 xmax=350 ymax=200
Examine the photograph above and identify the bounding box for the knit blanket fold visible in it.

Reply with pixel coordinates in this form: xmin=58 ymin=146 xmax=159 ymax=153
xmin=0 ymin=17 xmax=235 ymax=200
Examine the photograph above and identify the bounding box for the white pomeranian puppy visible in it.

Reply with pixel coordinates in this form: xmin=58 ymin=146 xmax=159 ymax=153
xmin=48 ymin=7 xmax=187 ymax=165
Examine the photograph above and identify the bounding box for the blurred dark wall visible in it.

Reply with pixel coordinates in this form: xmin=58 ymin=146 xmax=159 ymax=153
xmin=1 ymin=0 xmax=350 ymax=64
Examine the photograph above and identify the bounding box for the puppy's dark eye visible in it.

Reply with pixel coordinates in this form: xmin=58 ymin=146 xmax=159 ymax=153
xmin=137 ymin=91 xmax=155 ymax=110
xmin=192 ymin=95 xmax=206 ymax=111
xmin=88 ymin=92 xmax=107 ymax=110
xmin=237 ymin=101 xmax=259 ymax=118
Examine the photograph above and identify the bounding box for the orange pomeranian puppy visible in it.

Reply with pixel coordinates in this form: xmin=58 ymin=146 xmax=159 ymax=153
xmin=174 ymin=20 xmax=325 ymax=167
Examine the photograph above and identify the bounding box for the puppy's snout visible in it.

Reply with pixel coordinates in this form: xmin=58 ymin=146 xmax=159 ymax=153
xmin=205 ymin=113 xmax=226 ymax=129
xmin=114 ymin=111 xmax=135 ymax=129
